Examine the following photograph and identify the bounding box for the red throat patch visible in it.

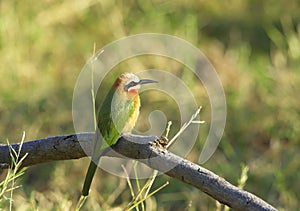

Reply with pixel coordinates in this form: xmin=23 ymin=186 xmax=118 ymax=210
xmin=129 ymin=88 xmax=138 ymax=94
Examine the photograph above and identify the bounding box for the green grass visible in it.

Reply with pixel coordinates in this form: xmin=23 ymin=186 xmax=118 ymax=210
xmin=0 ymin=133 xmax=27 ymax=210
xmin=1 ymin=0 xmax=300 ymax=210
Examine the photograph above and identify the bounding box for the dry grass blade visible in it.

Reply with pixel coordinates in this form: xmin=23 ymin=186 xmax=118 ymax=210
xmin=125 ymin=182 xmax=169 ymax=211
xmin=0 ymin=133 xmax=28 ymax=210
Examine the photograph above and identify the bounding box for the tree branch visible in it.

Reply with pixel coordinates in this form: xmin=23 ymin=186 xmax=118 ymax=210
xmin=0 ymin=133 xmax=277 ymax=211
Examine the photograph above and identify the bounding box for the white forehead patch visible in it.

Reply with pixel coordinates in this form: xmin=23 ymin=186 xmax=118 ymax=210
xmin=124 ymin=73 xmax=140 ymax=85
xmin=122 ymin=73 xmax=141 ymax=92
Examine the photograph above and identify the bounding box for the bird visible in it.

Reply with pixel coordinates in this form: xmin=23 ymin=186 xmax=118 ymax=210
xmin=81 ymin=73 xmax=157 ymax=197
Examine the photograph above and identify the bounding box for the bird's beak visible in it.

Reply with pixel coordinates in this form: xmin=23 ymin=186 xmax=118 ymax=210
xmin=138 ymin=79 xmax=158 ymax=85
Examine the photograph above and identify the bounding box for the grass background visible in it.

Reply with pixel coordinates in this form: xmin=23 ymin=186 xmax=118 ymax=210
xmin=1 ymin=0 xmax=300 ymax=210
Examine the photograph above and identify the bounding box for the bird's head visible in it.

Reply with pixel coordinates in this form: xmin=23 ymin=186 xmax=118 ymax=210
xmin=114 ymin=73 xmax=157 ymax=99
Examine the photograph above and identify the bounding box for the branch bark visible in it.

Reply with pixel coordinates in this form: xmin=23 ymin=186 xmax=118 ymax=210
xmin=0 ymin=133 xmax=277 ymax=211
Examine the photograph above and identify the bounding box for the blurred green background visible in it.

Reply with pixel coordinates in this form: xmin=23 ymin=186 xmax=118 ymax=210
xmin=1 ymin=0 xmax=300 ymax=210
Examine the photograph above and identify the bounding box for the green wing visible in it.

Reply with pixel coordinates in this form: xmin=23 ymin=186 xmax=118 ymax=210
xmin=98 ymin=89 xmax=135 ymax=147
xmin=81 ymin=89 xmax=135 ymax=197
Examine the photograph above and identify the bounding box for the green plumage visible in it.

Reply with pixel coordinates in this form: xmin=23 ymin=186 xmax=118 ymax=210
xmin=80 ymin=73 xmax=156 ymax=200
xmin=99 ymin=87 xmax=135 ymax=146
xmin=81 ymin=86 xmax=135 ymax=196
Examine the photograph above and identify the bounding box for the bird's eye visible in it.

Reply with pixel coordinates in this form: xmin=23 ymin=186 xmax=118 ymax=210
xmin=124 ymin=81 xmax=138 ymax=91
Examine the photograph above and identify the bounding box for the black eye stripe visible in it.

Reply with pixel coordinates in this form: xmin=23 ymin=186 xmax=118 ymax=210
xmin=129 ymin=81 xmax=137 ymax=87
xmin=124 ymin=81 xmax=139 ymax=91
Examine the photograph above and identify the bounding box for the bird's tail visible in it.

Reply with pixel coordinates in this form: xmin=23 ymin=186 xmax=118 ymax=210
xmin=77 ymin=148 xmax=102 ymax=210
xmin=81 ymin=131 xmax=104 ymax=197
xmin=82 ymin=161 xmax=98 ymax=196
xmin=81 ymin=154 xmax=101 ymax=196
xmin=77 ymin=161 xmax=97 ymax=210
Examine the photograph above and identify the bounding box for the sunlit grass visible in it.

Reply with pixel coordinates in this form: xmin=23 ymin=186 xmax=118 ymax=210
xmin=0 ymin=133 xmax=28 ymax=210
xmin=0 ymin=0 xmax=299 ymax=210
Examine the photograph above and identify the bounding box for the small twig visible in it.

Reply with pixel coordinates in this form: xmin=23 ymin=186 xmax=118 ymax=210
xmin=166 ymin=107 xmax=205 ymax=148
xmin=165 ymin=121 xmax=172 ymax=138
